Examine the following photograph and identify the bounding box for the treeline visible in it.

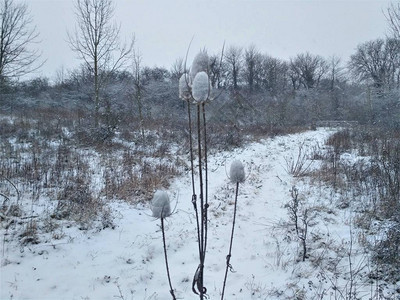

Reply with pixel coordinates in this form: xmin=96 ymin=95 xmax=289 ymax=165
xmin=1 ymin=0 xmax=400 ymax=135
xmin=2 ymin=38 xmax=400 ymax=134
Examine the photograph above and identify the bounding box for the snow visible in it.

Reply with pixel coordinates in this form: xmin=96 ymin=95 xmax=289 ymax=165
xmin=1 ymin=127 xmax=389 ymax=299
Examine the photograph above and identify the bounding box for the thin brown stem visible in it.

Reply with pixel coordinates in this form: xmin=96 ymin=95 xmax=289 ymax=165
xmin=161 ymin=217 xmax=177 ymax=300
xmin=197 ymin=103 xmax=205 ymax=299
xmin=187 ymin=100 xmax=202 ymax=260
xmin=221 ymin=182 xmax=240 ymax=300
xmin=202 ymin=102 xmax=209 ymax=262
xmin=187 ymin=100 xmax=196 ymax=196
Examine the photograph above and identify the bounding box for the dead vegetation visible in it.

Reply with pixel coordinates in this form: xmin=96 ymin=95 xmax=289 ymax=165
xmin=307 ymin=127 xmax=400 ymax=293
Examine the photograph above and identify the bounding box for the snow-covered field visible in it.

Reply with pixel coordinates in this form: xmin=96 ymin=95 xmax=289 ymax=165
xmin=1 ymin=128 xmax=388 ymax=299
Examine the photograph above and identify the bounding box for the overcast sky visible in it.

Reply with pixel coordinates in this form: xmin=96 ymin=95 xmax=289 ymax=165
xmin=25 ymin=0 xmax=392 ymax=80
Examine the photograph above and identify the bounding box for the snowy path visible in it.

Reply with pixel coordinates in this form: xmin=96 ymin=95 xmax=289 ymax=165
xmin=1 ymin=128 xmax=336 ymax=300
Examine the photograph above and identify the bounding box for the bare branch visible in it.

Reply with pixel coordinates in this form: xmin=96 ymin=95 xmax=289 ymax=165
xmin=385 ymin=2 xmax=400 ymax=39
xmin=0 ymin=0 xmax=43 ymax=81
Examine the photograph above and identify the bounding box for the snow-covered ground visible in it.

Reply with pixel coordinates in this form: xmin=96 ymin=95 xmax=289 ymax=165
xmin=1 ymin=128 xmax=385 ymax=299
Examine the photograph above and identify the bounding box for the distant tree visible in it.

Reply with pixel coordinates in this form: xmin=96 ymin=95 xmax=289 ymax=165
xmin=288 ymin=62 xmax=302 ymax=91
xmin=289 ymin=52 xmax=328 ymax=89
xmin=0 ymin=0 xmax=42 ymax=83
xmin=224 ymin=46 xmax=243 ymax=89
xmin=243 ymin=45 xmax=262 ymax=91
xmin=131 ymin=49 xmax=145 ymax=138
xmin=208 ymin=46 xmax=225 ymax=89
xmin=260 ymin=55 xmax=289 ymax=95
xmin=142 ymin=66 xmax=170 ymax=83
xmin=326 ymin=56 xmax=346 ymax=119
xmin=21 ymin=76 xmax=49 ymax=97
xmin=348 ymin=38 xmax=400 ymax=91
xmin=170 ymin=57 xmax=185 ymax=81
xmin=327 ymin=55 xmax=346 ymax=90
xmin=68 ymin=0 xmax=134 ymax=126
xmin=54 ymin=65 xmax=68 ymax=87
xmin=209 ymin=53 xmax=222 ymax=88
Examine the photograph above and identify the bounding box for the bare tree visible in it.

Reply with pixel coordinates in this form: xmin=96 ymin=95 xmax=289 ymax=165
xmin=68 ymin=0 xmax=134 ymax=126
xmin=260 ymin=55 xmax=289 ymax=95
xmin=170 ymin=57 xmax=185 ymax=81
xmin=209 ymin=46 xmax=225 ymax=89
xmin=348 ymin=38 xmax=400 ymax=91
xmin=224 ymin=45 xmax=242 ymax=89
xmin=328 ymin=55 xmax=345 ymax=90
xmin=132 ymin=48 xmax=145 ymax=139
xmin=0 ymin=0 xmax=42 ymax=83
xmin=289 ymin=52 xmax=328 ymax=89
xmin=243 ymin=45 xmax=262 ymax=91
xmin=208 ymin=54 xmax=220 ymax=88
xmin=327 ymin=56 xmax=346 ymax=119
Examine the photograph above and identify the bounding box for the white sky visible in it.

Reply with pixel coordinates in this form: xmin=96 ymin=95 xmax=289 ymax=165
xmin=24 ymin=0 xmax=392 ymax=80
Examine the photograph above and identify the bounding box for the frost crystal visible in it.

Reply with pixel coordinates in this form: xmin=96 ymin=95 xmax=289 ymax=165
xmin=192 ymin=72 xmax=210 ymax=103
xmin=179 ymin=73 xmax=191 ymax=100
xmin=190 ymin=50 xmax=209 ymax=82
xmin=151 ymin=190 xmax=171 ymax=218
xmin=229 ymin=160 xmax=245 ymax=183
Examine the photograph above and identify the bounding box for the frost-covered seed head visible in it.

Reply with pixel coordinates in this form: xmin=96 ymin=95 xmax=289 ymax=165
xmin=229 ymin=160 xmax=245 ymax=183
xmin=192 ymin=72 xmax=210 ymax=103
xmin=179 ymin=73 xmax=191 ymax=100
xmin=190 ymin=50 xmax=209 ymax=82
xmin=151 ymin=190 xmax=171 ymax=218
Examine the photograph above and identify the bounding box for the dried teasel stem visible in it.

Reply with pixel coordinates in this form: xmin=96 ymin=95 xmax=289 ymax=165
xmin=196 ymin=103 xmax=206 ymax=299
xmin=202 ymin=102 xmax=209 ymax=262
xmin=187 ymin=99 xmax=202 ymax=266
xmin=221 ymin=181 xmax=240 ymax=300
xmin=161 ymin=216 xmax=177 ymax=300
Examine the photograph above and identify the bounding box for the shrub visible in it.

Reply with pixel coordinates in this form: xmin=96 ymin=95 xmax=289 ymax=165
xmin=325 ymin=129 xmax=352 ymax=154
